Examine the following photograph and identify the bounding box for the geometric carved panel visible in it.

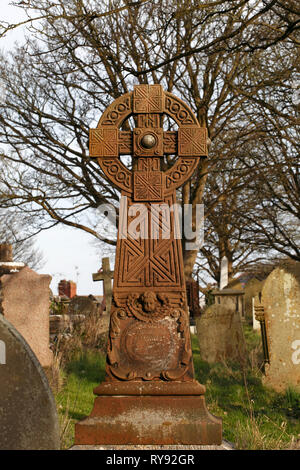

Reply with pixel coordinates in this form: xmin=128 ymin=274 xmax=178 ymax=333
xmin=134 ymin=171 xmax=163 ymax=201
xmin=89 ymin=128 xmax=118 ymax=157
xmin=133 ymin=85 xmax=164 ymax=114
xmin=118 ymin=236 xmax=182 ymax=288
xmin=178 ymin=127 xmax=207 ymax=157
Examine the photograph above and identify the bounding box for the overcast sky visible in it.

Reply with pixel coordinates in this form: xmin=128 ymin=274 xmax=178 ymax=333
xmin=1 ymin=1 xmax=106 ymax=296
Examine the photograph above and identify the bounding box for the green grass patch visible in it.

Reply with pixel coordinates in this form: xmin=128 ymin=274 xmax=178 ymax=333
xmin=191 ymin=330 xmax=300 ymax=449
xmin=55 ymin=327 xmax=300 ymax=450
xmin=55 ymin=350 xmax=106 ymax=449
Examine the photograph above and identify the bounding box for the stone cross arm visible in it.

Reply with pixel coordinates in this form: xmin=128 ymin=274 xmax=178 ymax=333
xmin=92 ymin=258 xmax=114 ymax=283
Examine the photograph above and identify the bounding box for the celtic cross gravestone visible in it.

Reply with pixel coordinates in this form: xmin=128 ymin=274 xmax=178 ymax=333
xmin=75 ymin=85 xmax=222 ymax=445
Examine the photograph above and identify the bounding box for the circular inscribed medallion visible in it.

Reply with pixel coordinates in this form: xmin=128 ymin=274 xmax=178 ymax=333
xmin=121 ymin=320 xmax=175 ymax=371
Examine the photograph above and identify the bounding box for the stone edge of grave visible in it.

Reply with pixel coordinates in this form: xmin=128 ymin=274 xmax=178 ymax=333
xmin=0 ymin=314 xmax=60 ymax=450
xmin=70 ymin=440 xmax=235 ymax=450
xmin=0 ymin=313 xmax=54 ymax=396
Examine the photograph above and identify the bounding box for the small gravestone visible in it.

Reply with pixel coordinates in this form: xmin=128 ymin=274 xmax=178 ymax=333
xmin=0 ymin=266 xmax=53 ymax=369
xmin=67 ymin=295 xmax=102 ymax=317
xmin=254 ymin=262 xmax=300 ymax=392
xmin=196 ymin=289 xmax=246 ymax=363
xmin=0 ymin=315 xmax=60 ymax=449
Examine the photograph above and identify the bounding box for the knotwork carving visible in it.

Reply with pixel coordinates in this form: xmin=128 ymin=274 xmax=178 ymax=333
xmin=98 ymin=158 xmax=133 ymax=193
xmin=178 ymin=127 xmax=207 ymax=156
xmin=90 ymin=128 xmax=118 ymax=157
xmin=164 ymin=92 xmax=198 ymax=127
xmin=99 ymin=93 xmax=132 ymax=128
xmin=165 ymin=158 xmax=199 ymax=192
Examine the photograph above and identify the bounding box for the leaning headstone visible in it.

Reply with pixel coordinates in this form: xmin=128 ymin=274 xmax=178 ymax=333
xmin=196 ymin=289 xmax=246 ymax=363
xmin=0 ymin=315 xmax=60 ymax=449
xmin=0 ymin=266 xmax=53 ymax=369
xmin=254 ymin=262 xmax=300 ymax=392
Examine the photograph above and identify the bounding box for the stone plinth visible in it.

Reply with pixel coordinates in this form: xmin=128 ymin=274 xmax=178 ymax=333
xmin=75 ymin=382 xmax=221 ymax=446
xmin=0 ymin=266 xmax=53 ymax=368
xmin=196 ymin=289 xmax=246 ymax=363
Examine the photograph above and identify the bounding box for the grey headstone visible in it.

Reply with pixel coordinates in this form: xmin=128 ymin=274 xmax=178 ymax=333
xmin=0 ymin=314 xmax=60 ymax=449
xmin=254 ymin=262 xmax=300 ymax=392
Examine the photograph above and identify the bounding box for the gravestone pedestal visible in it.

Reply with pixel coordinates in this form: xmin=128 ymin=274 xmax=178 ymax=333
xmin=76 ymin=382 xmax=221 ymax=445
xmin=75 ymin=85 xmax=222 ymax=445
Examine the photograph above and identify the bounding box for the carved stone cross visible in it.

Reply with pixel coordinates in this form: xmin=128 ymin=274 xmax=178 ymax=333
xmin=75 ymin=85 xmax=222 ymax=446
xmin=93 ymin=257 xmax=114 ymax=314
xmin=220 ymin=256 xmax=229 ymax=290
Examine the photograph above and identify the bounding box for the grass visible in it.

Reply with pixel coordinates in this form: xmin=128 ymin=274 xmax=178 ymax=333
xmin=54 ymin=325 xmax=300 ymax=450
xmin=191 ymin=328 xmax=300 ymax=449
xmin=55 ymin=350 xmax=106 ymax=449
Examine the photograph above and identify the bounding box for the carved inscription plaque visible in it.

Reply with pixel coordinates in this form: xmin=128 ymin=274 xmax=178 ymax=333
xmin=121 ymin=320 xmax=180 ymax=373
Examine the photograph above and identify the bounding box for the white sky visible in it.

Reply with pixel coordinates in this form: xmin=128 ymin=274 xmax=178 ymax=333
xmin=1 ymin=1 xmax=106 ymax=296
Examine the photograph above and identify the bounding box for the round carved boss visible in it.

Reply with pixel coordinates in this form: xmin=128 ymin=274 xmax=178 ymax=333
xmin=92 ymin=88 xmax=206 ymax=193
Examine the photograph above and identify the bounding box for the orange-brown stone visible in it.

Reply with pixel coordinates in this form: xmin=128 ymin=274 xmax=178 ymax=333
xmin=75 ymin=395 xmax=221 ymax=446
xmin=75 ymin=85 xmax=222 ymax=445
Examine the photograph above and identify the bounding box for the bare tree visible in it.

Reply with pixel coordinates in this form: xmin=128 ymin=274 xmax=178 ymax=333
xmin=0 ymin=207 xmax=44 ymax=269
xmin=0 ymin=0 xmax=298 ymax=279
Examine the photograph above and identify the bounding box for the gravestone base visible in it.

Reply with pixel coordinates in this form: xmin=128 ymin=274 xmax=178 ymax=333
xmin=75 ymin=381 xmax=222 ymax=446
